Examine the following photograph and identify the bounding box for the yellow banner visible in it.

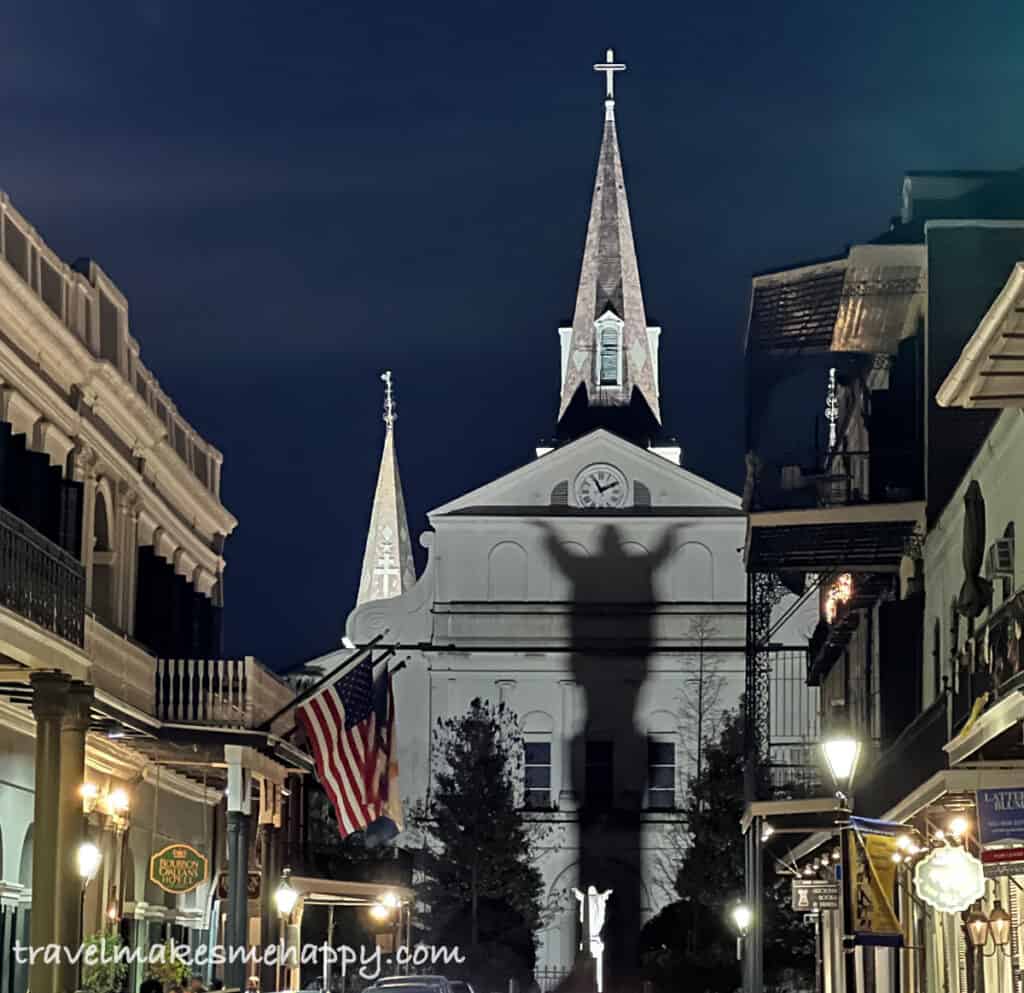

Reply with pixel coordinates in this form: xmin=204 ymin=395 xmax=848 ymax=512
xmin=845 ymin=817 xmax=903 ymax=947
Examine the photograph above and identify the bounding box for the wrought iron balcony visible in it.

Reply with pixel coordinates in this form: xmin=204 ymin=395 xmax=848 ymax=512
xmin=0 ymin=504 xmax=85 ymax=646
xmin=749 ymin=449 xmax=921 ymax=513
xmin=746 ymin=449 xmax=925 ymax=573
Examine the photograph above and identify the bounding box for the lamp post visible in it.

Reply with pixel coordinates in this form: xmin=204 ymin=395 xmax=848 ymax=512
xmin=731 ymin=903 xmax=752 ymax=964
xmin=274 ymin=869 xmax=298 ymax=992
xmin=821 ymin=725 xmax=861 ymax=993
xmin=76 ymin=841 xmax=102 ymax=987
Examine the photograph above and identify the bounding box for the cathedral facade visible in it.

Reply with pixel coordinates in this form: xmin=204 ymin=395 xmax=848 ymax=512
xmin=329 ymin=55 xmax=815 ymax=978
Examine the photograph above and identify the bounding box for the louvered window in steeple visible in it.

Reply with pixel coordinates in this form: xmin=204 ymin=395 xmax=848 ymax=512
xmin=596 ymin=311 xmax=624 ymax=387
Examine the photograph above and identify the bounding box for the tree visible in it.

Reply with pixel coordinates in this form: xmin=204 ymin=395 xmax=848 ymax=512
xmin=680 ymin=616 xmax=728 ymax=785
xmin=80 ymin=931 xmax=130 ymax=993
xmin=641 ymin=707 xmax=814 ymax=993
xmin=652 ymin=617 xmax=729 ymax=902
xmin=414 ymin=698 xmax=544 ymax=991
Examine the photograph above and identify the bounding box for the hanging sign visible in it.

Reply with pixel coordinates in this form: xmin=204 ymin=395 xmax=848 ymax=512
xmin=845 ymin=817 xmax=903 ymax=947
xmin=982 ymin=846 xmax=1024 ymax=878
xmin=149 ymin=843 xmax=209 ymax=895
xmin=977 ymin=788 xmax=1024 ymax=846
xmin=791 ymin=879 xmax=840 ymax=911
xmin=913 ymin=846 xmax=985 ymax=913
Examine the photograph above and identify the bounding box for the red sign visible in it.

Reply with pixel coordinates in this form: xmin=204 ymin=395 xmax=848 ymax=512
xmin=982 ymin=847 xmax=1024 ymax=865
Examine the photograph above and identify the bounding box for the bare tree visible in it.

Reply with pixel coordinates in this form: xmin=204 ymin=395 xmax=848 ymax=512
xmin=677 ymin=615 xmax=727 ymax=785
xmin=651 ymin=616 xmax=728 ymax=900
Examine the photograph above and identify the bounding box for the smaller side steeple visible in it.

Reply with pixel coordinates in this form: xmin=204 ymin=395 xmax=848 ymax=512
xmin=356 ymin=371 xmax=416 ymax=606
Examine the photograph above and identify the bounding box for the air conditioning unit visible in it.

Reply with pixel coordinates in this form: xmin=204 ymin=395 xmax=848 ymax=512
xmin=988 ymin=538 xmax=1015 ymax=578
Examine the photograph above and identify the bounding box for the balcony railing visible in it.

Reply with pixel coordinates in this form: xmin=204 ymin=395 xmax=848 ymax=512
xmin=0 ymin=504 xmax=85 ymax=646
xmin=155 ymin=655 xmax=294 ymax=728
xmin=750 ymin=449 xmax=921 ymax=512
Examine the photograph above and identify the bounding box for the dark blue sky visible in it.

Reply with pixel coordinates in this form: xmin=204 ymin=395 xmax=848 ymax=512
xmin=5 ymin=1 xmax=1023 ymax=667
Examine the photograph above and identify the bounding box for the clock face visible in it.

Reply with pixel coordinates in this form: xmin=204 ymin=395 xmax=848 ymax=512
xmin=573 ymin=463 xmax=629 ymax=509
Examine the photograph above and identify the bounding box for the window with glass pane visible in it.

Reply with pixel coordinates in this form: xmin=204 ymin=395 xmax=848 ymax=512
xmin=586 ymin=740 xmax=614 ymax=810
xmin=599 ymin=327 xmax=620 ymax=385
xmin=524 ymin=741 xmax=552 ymax=809
xmin=648 ymin=739 xmax=675 ymax=809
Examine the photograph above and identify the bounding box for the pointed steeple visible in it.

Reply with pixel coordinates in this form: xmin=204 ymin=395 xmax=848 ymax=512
xmin=557 ymin=49 xmax=661 ymax=442
xmin=356 ymin=371 xmax=416 ymax=606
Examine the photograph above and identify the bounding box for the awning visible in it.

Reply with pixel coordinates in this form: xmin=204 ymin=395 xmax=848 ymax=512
xmin=784 ymin=763 xmax=1024 ymax=866
xmin=290 ymin=876 xmax=415 ymax=906
xmin=937 ymin=261 xmax=1024 ymax=408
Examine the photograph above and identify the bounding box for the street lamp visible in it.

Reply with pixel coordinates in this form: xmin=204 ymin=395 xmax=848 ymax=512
xmin=966 ymin=905 xmax=990 ymax=949
xmin=989 ymin=901 xmax=1012 ymax=947
xmin=731 ymin=903 xmax=751 ymax=962
xmin=76 ymin=841 xmax=102 ymax=882
xmin=821 ymin=729 xmax=862 ymax=805
xmin=274 ymin=868 xmax=298 ymax=917
xmin=274 ymin=869 xmax=299 ymax=993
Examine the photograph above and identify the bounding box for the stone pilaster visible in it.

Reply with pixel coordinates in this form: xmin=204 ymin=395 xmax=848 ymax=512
xmin=558 ymin=679 xmax=578 ymax=810
xmin=55 ymin=680 xmax=94 ymax=993
xmin=70 ymin=446 xmax=98 ymax=607
xmin=29 ymin=671 xmax=71 ymax=993
xmin=117 ymin=484 xmax=140 ymax=635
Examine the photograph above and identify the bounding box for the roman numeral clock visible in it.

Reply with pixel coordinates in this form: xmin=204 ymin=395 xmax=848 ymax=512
xmin=573 ymin=463 xmax=629 ymax=508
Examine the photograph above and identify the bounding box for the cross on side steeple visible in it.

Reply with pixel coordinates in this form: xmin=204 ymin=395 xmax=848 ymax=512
xmin=382 ymin=369 xmax=396 ymax=429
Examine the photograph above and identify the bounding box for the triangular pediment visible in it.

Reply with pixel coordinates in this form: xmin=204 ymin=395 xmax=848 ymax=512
xmin=429 ymin=429 xmax=741 ymax=518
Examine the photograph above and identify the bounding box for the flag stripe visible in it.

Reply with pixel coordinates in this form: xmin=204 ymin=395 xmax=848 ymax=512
xmin=297 ymin=703 xmax=358 ymax=836
xmin=296 ymin=655 xmax=399 ymax=840
xmin=308 ymin=693 xmax=363 ymax=834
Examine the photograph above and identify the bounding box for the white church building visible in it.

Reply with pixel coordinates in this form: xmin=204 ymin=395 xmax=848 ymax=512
xmin=312 ymin=52 xmax=816 ymax=978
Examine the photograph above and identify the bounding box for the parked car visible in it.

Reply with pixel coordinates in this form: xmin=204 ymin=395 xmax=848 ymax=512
xmin=370 ymin=977 xmax=452 ymax=993
xmin=446 ymin=981 xmax=475 ymax=993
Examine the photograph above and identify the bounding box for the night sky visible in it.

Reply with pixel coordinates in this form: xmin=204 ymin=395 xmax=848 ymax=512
xmin=5 ymin=1 xmax=1023 ymax=668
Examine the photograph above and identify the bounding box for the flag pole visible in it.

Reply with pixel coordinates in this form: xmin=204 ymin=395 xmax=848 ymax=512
xmin=258 ymin=633 xmax=391 ymax=731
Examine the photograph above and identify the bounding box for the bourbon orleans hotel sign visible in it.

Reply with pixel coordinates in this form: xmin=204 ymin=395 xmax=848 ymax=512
xmin=149 ymin=843 xmax=209 ymax=895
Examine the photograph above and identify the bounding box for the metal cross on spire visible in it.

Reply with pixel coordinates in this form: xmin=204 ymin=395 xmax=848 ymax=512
xmin=381 ymin=370 xmax=396 ymax=429
xmin=593 ymin=48 xmax=626 ymax=101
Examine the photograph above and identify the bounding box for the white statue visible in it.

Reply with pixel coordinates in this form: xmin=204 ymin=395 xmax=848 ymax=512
xmin=572 ymin=886 xmax=612 ymax=992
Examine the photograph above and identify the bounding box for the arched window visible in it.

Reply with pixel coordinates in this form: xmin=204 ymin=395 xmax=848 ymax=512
xmin=92 ymin=486 xmax=117 ymax=628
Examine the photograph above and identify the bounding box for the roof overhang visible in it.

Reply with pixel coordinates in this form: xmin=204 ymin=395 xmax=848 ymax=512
xmin=740 ymin=796 xmax=846 ymax=834
xmin=937 ymin=262 xmax=1024 ymax=408
xmin=745 ymin=501 xmax=925 ymax=571
xmin=289 ymin=876 xmax=415 ymax=906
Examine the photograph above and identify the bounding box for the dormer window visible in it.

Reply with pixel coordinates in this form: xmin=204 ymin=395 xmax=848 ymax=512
xmin=595 ymin=311 xmax=624 ymax=387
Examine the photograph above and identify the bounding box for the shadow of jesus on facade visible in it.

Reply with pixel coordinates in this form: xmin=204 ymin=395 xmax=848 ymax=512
xmin=536 ymin=521 xmax=679 ymax=989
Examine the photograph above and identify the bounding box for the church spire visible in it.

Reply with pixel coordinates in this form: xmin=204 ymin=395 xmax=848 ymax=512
xmin=557 ymin=49 xmax=661 ymax=443
xmin=356 ymin=371 xmax=416 ymax=606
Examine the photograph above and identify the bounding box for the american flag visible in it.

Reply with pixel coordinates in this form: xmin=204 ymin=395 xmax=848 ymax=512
xmin=297 ymin=655 xmax=398 ymax=838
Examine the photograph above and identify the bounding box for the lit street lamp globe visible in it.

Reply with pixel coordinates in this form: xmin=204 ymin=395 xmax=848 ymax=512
xmin=76 ymin=842 xmax=102 ymax=882
xmin=274 ymin=869 xmax=299 ymax=917
xmin=821 ymin=731 xmax=862 ymax=790
xmin=731 ymin=903 xmax=751 ymax=936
